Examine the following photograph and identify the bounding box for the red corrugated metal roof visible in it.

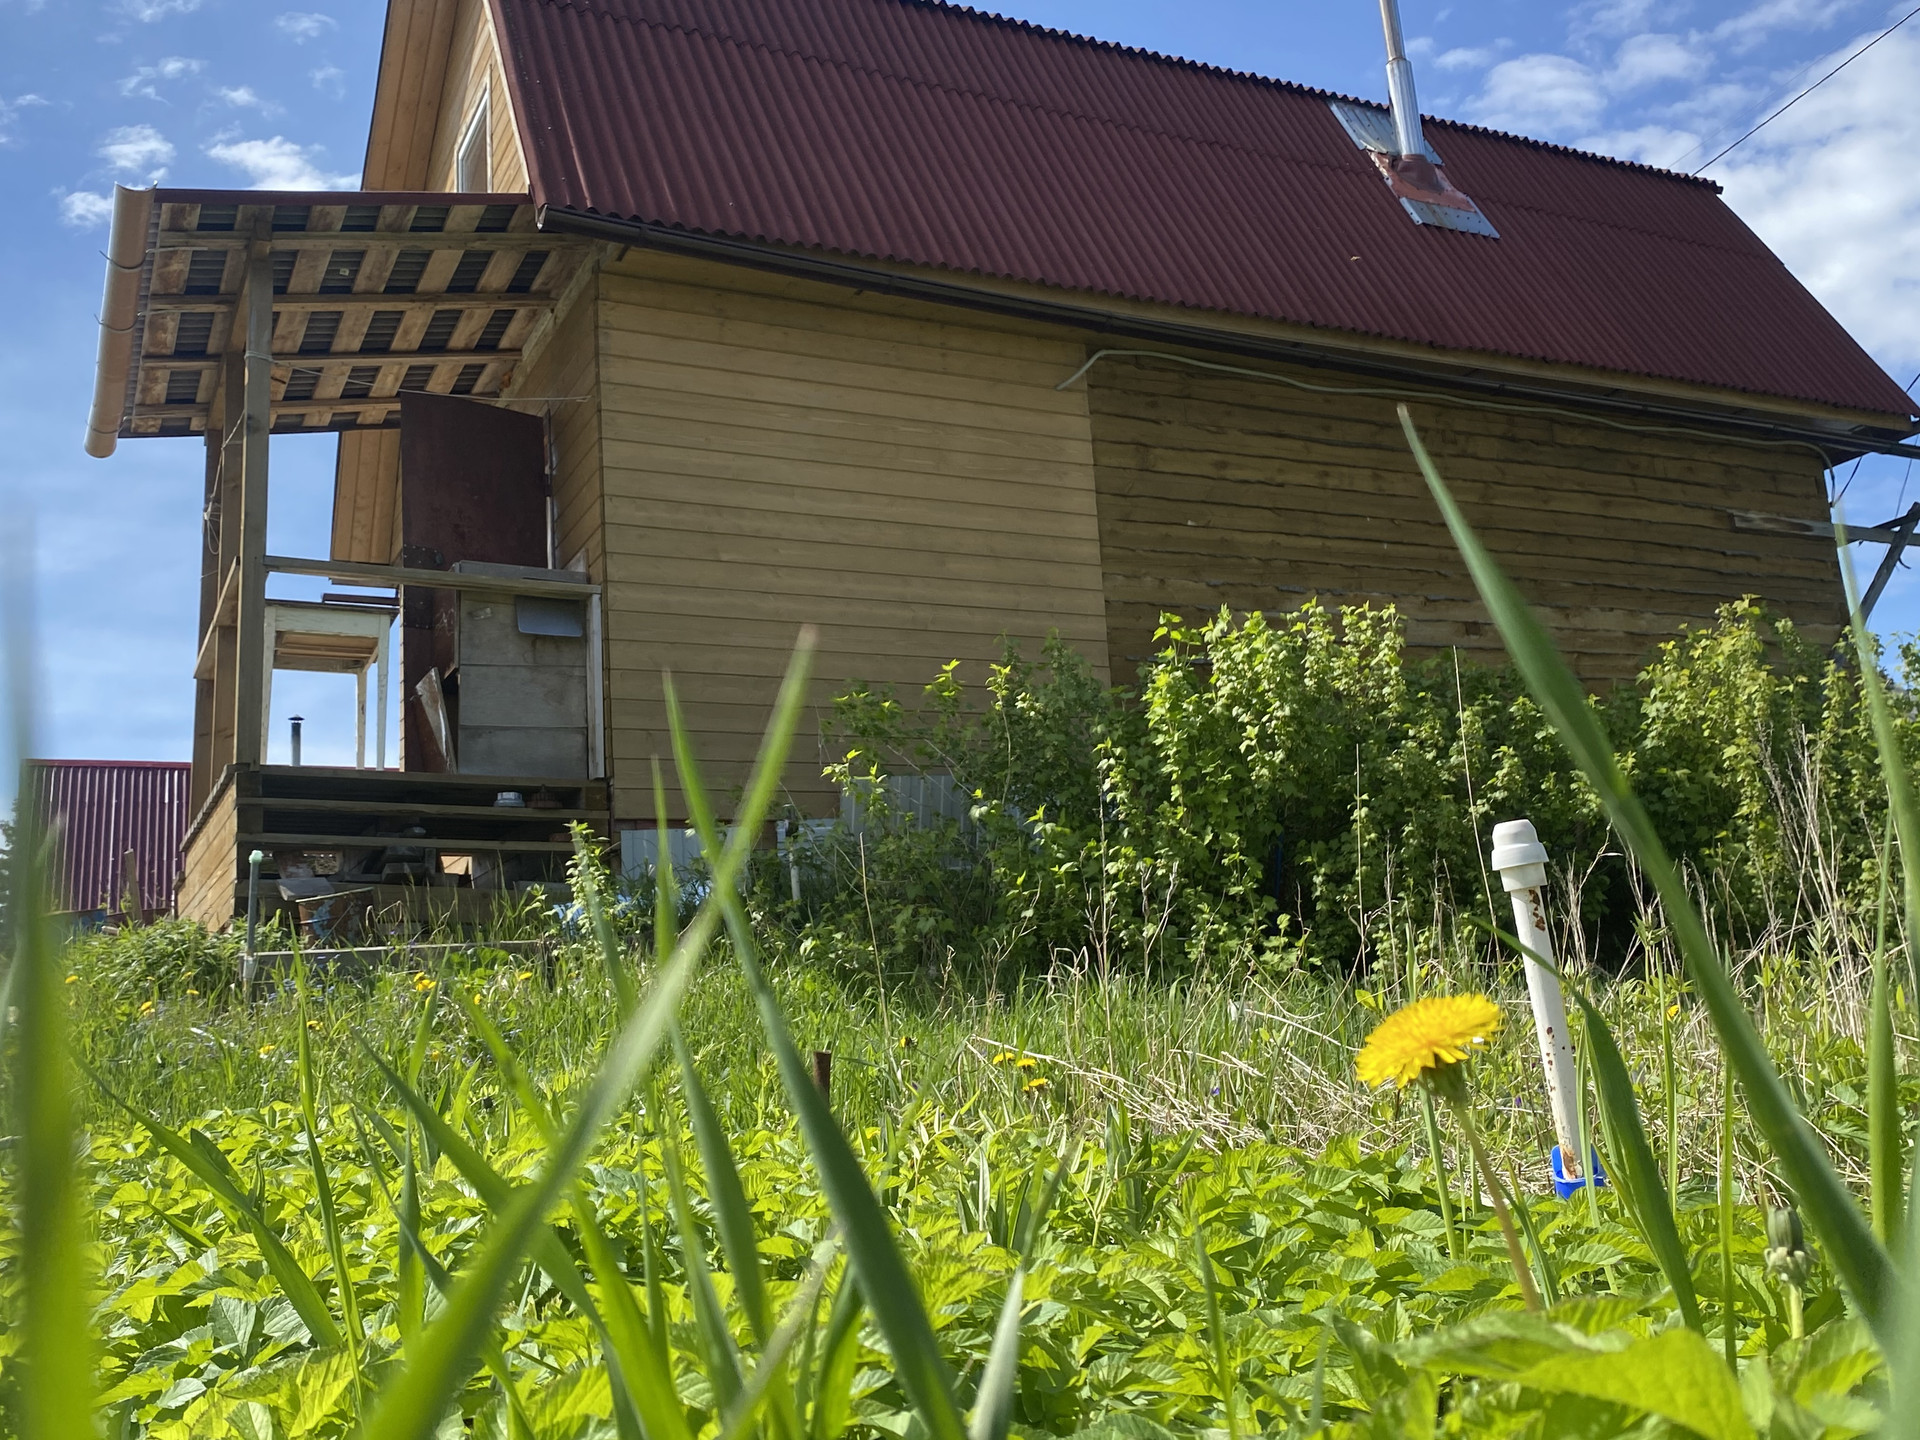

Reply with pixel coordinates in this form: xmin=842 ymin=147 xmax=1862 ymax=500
xmin=19 ymin=761 xmax=193 ymax=915
xmin=494 ymin=0 xmax=1915 ymax=422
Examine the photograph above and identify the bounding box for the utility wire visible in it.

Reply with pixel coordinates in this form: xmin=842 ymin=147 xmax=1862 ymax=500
xmin=1694 ymin=3 xmax=1920 ymax=173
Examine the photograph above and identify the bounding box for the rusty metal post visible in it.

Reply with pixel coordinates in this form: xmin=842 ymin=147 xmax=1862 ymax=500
xmin=812 ymin=1050 xmax=832 ymax=1104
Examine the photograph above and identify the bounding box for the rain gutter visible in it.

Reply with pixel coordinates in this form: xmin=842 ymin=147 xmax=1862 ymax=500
xmin=85 ymin=185 xmax=156 ymax=459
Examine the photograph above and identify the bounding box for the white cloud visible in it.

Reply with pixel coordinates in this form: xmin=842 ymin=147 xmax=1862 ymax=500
xmin=1467 ymin=54 xmax=1607 ymax=136
xmin=1713 ymin=0 xmax=1861 ymax=51
xmin=1436 ymin=45 xmax=1501 ymax=71
xmin=59 ymin=191 xmax=114 ymax=228
xmin=1712 ymin=27 xmax=1920 ymax=376
xmin=98 ymin=123 xmax=174 ymax=181
xmin=1575 ymin=123 xmax=1704 ymax=166
xmin=216 ymin=85 xmax=280 ymax=115
xmin=1608 ymin=33 xmax=1709 ymax=88
xmin=0 ymin=91 xmax=46 ymax=145
xmin=119 ymin=0 xmax=201 ymax=19
xmin=205 ymin=134 xmax=357 ymax=189
xmin=117 ymin=55 xmax=202 ymax=101
xmin=1570 ymin=0 xmax=1662 ymax=41
xmin=275 ymin=11 xmax=336 ymax=42
xmin=309 ymin=64 xmax=345 ymax=98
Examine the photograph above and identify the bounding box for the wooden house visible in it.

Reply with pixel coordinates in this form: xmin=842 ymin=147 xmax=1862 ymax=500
xmin=84 ymin=0 xmax=1919 ymax=925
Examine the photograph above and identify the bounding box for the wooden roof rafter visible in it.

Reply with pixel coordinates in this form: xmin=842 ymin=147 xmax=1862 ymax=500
xmin=86 ymin=185 xmax=590 ymax=452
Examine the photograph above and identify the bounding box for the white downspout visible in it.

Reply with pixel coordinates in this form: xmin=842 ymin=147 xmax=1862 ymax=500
xmin=1377 ymin=0 xmax=1427 ymax=160
xmin=85 ymin=184 xmax=155 ymax=459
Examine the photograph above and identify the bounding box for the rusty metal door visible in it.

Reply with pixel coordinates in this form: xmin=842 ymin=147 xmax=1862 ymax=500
xmin=398 ymin=393 xmax=548 ymax=769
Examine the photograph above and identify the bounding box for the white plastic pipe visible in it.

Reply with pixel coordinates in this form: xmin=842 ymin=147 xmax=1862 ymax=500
xmin=1490 ymin=819 xmax=1582 ymax=1176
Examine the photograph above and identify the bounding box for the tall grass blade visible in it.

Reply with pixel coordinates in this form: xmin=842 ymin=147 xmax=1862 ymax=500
xmin=5 ymin=630 xmax=94 ymax=1438
xmin=967 ymin=1269 xmax=1024 ymax=1440
xmin=1869 ymin=816 xmax=1902 ymax=1245
xmin=664 ymin=644 xmax=970 ymax=1440
xmin=654 ymin=1080 xmax=747 ymax=1411
xmin=1718 ymin=1064 xmax=1738 ymax=1368
xmin=1837 ymin=522 xmax=1920 ymax=987
xmin=717 ymin=1240 xmax=838 ymax=1440
xmin=293 ymin=953 xmax=362 ymax=1373
xmin=356 ymin=640 xmax=808 ymax=1440
xmin=676 ymin=1028 xmax=772 ymax=1341
xmin=1400 ymin=405 xmax=1896 ymax=1339
xmin=571 ymin=1184 xmax=694 ymax=1440
xmin=1191 ymin=1224 xmax=1239 ymax=1440
xmin=810 ymin=1272 xmax=864 ymax=1440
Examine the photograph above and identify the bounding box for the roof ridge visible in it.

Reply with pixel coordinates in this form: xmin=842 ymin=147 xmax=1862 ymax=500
xmin=900 ymin=0 xmax=1724 ymax=191
xmin=535 ymin=0 xmax=1721 ymax=192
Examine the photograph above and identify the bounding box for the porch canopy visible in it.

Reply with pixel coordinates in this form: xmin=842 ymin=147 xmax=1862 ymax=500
xmin=86 ymin=184 xmax=586 ymax=454
xmin=81 ymin=185 xmax=601 ymax=867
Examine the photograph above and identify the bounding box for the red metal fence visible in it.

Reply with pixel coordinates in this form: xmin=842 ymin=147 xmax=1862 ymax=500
xmin=17 ymin=760 xmax=193 ymax=916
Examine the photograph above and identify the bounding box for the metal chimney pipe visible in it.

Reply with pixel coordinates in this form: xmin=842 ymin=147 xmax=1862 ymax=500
xmin=1377 ymin=0 xmax=1427 ymax=159
xmin=290 ymin=715 xmax=304 ymax=767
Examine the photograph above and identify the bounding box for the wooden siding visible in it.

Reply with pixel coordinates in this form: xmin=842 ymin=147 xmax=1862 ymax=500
xmin=509 ymin=271 xmax=604 ymax=578
xmin=1087 ymin=355 xmax=1844 ymax=682
xmin=594 ymin=254 xmax=1110 ymax=819
xmin=425 ymin=0 xmax=526 ymax=192
xmin=177 ymin=777 xmax=239 ymax=927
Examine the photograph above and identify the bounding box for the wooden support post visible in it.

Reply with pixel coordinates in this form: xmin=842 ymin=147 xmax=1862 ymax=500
xmin=812 ymin=1050 xmax=832 ymax=1104
xmin=190 ymin=426 xmax=221 ymax=810
xmin=231 ymin=236 xmax=273 ymax=767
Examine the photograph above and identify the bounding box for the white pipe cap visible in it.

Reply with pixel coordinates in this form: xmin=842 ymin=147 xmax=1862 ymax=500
xmin=1490 ymin=819 xmax=1548 ymax=873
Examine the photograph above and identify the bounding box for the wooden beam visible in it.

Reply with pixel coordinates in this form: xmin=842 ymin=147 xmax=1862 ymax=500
xmin=266 ymin=554 xmax=601 ymax=598
xmin=192 ymin=559 xmax=241 ymax=680
xmin=153 ymin=230 xmax=543 ymax=252
xmin=232 ymin=239 xmax=273 ymax=767
xmin=148 ymin=293 xmax=553 ymax=313
xmin=150 ymin=347 xmax=525 ymax=371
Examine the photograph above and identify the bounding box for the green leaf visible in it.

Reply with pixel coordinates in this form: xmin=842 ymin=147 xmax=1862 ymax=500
xmin=810 ymin=1274 xmax=864 ymax=1440
xmin=1570 ymin=991 xmax=1703 ymax=1332
xmin=1513 ymin=1327 xmax=1751 ymax=1440
xmin=1399 ymin=405 xmax=1896 ymax=1342
xmin=87 ymin=1066 xmax=344 ymax=1351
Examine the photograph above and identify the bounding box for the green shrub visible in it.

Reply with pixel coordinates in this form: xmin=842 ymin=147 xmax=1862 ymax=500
xmin=813 ymin=599 xmax=1906 ymax=974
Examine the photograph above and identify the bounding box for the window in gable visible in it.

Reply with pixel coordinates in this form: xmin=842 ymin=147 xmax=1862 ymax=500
xmin=456 ymin=95 xmax=491 ymax=192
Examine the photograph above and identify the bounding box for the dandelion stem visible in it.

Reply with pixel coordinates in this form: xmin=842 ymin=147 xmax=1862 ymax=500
xmin=1447 ymin=1095 xmax=1543 ymax=1311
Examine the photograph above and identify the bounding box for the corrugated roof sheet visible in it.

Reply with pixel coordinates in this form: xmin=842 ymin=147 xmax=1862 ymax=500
xmin=19 ymin=761 xmax=193 ymax=915
xmin=494 ymin=0 xmax=1914 ymax=421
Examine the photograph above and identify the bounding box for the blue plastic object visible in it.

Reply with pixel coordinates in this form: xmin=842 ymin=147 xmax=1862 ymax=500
xmin=1550 ymin=1146 xmax=1607 ymax=1198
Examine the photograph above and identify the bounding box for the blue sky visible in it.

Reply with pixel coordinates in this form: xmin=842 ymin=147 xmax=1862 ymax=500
xmin=1 ymin=0 xmax=1916 ymax=780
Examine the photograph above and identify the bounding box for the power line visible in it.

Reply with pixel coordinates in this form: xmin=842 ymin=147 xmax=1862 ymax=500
xmin=1694 ymin=2 xmax=1920 ymax=173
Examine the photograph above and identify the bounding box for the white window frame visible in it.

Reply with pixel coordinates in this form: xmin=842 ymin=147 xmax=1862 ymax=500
xmin=456 ymin=95 xmax=491 ymax=191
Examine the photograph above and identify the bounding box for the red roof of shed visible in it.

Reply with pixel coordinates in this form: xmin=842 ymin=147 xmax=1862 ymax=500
xmin=494 ymin=0 xmax=1914 ymax=422
xmin=20 ymin=760 xmax=192 ymax=915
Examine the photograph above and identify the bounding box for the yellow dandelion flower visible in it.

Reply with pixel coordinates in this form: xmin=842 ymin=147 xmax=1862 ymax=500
xmin=139 ymin=1000 xmax=156 ymax=1015
xmin=1666 ymin=1003 xmax=1681 ymax=1019
xmin=413 ymin=975 xmax=436 ymax=993
xmin=1013 ymin=1056 xmax=1038 ymax=1070
xmin=186 ymin=989 xmax=199 ymax=997
xmin=1023 ymin=1076 xmax=1050 ymax=1092
xmin=258 ymin=1044 xmax=276 ymax=1057
xmin=990 ymin=1050 xmax=1017 ymax=1066
xmin=515 ymin=971 xmax=534 ymax=982
xmin=307 ymin=1019 xmax=322 ymax=1031
xmin=65 ymin=974 xmax=79 ymax=985
xmin=1356 ymin=994 xmax=1501 ymax=1091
